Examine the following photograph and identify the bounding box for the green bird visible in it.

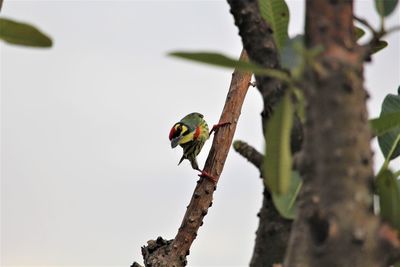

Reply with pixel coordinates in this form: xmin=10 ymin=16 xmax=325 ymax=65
xmin=169 ymin=112 xmax=230 ymax=182
xmin=169 ymin=112 xmax=209 ymax=171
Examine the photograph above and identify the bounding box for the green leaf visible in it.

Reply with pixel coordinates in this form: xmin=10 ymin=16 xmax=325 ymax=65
xmin=0 ymin=17 xmax=52 ymax=47
xmin=258 ymin=0 xmax=289 ymax=50
xmin=263 ymin=91 xmax=293 ymax=194
xmin=292 ymin=87 xmax=306 ymax=123
xmin=384 ymin=134 xmax=400 ymax=165
xmin=378 ymin=92 xmax=400 ymax=160
xmin=374 ymin=0 xmax=399 ymax=17
xmin=372 ymin=40 xmax=388 ymax=54
xmin=169 ymin=51 xmax=291 ymax=82
xmin=272 ymin=171 xmax=302 ymax=219
xmin=398 ymin=179 xmax=400 ymax=192
xmin=170 ymin=51 xmax=260 ymax=72
xmin=355 ymin=26 xmax=365 ymax=40
xmin=370 ymin=111 xmax=400 ymax=136
xmin=376 ymin=169 xmax=400 ymax=230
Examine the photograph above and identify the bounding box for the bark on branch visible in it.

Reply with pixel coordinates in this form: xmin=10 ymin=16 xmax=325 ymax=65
xmin=132 ymin=50 xmax=252 ymax=267
xmin=233 ymin=140 xmax=264 ymax=171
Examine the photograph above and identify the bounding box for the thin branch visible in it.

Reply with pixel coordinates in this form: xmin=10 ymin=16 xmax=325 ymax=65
xmin=233 ymin=140 xmax=264 ymax=171
xmin=354 ymin=15 xmax=377 ymax=35
xmin=133 ymin=49 xmax=252 ymax=267
xmin=354 ymin=15 xmax=400 ymax=38
xmin=354 ymin=15 xmax=400 ymax=61
xmin=386 ymin=25 xmax=400 ymax=35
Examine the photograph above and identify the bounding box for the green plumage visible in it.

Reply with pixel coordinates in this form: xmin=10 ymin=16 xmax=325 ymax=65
xmin=170 ymin=112 xmax=209 ymax=170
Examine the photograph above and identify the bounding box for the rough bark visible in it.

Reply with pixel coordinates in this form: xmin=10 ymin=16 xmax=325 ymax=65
xmin=284 ymin=1 xmax=400 ymax=266
xmin=251 ymin=189 xmax=292 ymax=267
xmin=132 ymin=50 xmax=252 ymax=267
xmin=227 ymin=1 xmax=295 ymax=266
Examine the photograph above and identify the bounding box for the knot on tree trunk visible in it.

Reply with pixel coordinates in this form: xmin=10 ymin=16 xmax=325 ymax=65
xmin=131 ymin=237 xmax=185 ymax=267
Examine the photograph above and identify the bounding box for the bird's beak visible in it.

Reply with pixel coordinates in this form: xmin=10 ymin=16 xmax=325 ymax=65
xmin=171 ymin=136 xmax=182 ymax=148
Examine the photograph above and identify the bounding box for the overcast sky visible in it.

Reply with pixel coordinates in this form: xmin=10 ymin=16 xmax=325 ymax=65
xmin=1 ymin=1 xmax=399 ymax=267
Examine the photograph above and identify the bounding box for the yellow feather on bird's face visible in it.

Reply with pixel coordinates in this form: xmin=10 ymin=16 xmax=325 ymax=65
xmin=169 ymin=123 xmax=193 ymax=147
xmin=169 ymin=113 xmax=209 ymax=170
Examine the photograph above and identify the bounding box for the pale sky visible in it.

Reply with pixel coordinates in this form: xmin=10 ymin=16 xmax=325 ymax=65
xmin=1 ymin=1 xmax=399 ymax=267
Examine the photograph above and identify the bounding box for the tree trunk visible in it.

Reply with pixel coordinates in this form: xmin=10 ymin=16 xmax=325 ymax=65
xmin=227 ymin=1 xmax=294 ymax=266
xmin=284 ymin=1 xmax=397 ymax=266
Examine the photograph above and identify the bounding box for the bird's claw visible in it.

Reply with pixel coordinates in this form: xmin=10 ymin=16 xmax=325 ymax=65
xmin=198 ymin=170 xmax=218 ymax=183
xmin=209 ymin=121 xmax=231 ymax=135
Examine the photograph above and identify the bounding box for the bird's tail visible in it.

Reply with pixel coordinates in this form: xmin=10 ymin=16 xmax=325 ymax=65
xmin=189 ymin=157 xmax=199 ymax=170
xmin=178 ymin=155 xmax=185 ymax=166
xmin=178 ymin=155 xmax=199 ymax=170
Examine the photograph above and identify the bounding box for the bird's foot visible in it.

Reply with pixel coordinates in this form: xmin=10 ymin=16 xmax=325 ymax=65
xmin=209 ymin=121 xmax=231 ymax=136
xmin=198 ymin=170 xmax=218 ymax=183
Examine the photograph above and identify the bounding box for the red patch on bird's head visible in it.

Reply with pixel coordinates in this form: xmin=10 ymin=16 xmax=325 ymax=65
xmin=169 ymin=126 xmax=176 ymax=140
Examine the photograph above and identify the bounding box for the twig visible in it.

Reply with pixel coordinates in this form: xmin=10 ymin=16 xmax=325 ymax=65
xmin=354 ymin=15 xmax=377 ymax=36
xmin=386 ymin=25 xmax=400 ymax=35
xmin=133 ymin=49 xmax=252 ymax=267
xmin=233 ymin=140 xmax=263 ymax=171
xmin=353 ymin=15 xmax=400 ymax=61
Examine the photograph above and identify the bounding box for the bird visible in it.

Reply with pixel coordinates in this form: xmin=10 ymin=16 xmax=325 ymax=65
xmin=169 ymin=112 xmax=209 ymax=170
xmin=169 ymin=112 xmax=229 ymax=182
